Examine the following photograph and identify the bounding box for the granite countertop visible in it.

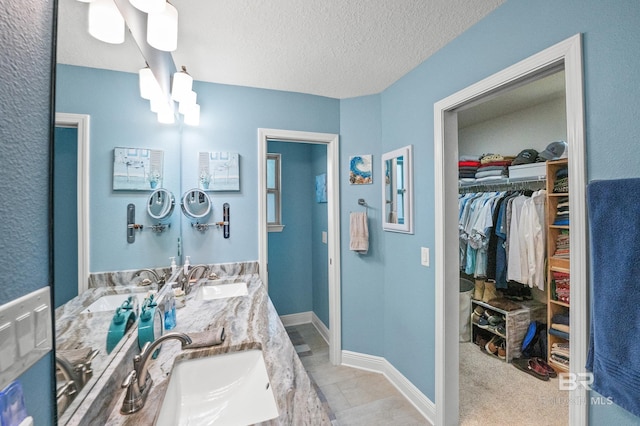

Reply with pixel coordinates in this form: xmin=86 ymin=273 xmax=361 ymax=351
xmin=56 ymin=285 xmax=153 ymax=425
xmin=101 ymin=273 xmax=331 ymax=425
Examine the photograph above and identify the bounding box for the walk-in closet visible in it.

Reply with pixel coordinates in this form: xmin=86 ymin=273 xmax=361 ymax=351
xmin=457 ymin=69 xmax=571 ymax=425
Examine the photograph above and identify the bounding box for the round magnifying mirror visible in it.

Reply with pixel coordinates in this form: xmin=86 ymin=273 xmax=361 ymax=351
xmin=147 ymin=188 xmax=175 ymax=223
xmin=181 ymin=188 xmax=212 ymax=220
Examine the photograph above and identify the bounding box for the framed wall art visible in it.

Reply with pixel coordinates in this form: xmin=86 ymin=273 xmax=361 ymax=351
xmin=198 ymin=151 xmax=240 ymax=191
xmin=349 ymin=154 xmax=372 ymax=185
xmin=113 ymin=147 xmax=164 ymax=190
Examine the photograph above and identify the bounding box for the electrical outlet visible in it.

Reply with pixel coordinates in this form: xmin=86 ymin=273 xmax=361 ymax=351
xmin=322 ymin=231 xmax=327 ymax=244
xmin=421 ymin=247 xmax=430 ymax=267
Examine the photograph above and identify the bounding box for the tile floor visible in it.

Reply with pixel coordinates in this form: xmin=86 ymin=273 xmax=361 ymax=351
xmin=287 ymin=323 xmax=428 ymax=426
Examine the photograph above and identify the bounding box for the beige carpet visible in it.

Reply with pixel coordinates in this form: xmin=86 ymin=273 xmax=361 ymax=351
xmin=460 ymin=342 xmax=569 ymax=426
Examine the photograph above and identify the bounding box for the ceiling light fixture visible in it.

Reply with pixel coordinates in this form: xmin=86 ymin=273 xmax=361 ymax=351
xmin=171 ymin=66 xmax=193 ymax=101
xmin=178 ymin=90 xmax=197 ymax=114
xmin=129 ymin=0 xmax=166 ymax=14
xmin=147 ymin=2 xmax=178 ymax=52
xmin=88 ymin=0 xmax=125 ymax=44
xmin=139 ymin=66 xmax=163 ymax=100
xmin=183 ymin=104 xmax=200 ymax=126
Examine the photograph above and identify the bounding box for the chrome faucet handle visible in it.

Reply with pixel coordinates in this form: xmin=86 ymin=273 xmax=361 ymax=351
xmin=120 ymin=332 xmax=193 ymax=415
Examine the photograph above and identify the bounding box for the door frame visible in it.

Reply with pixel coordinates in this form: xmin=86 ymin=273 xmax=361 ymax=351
xmin=258 ymin=128 xmax=342 ymax=365
xmin=434 ymin=34 xmax=588 ymax=425
xmin=55 ymin=113 xmax=91 ymax=295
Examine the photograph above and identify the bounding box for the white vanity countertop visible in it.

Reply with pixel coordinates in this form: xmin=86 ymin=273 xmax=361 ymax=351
xmin=98 ymin=273 xmax=331 ymax=425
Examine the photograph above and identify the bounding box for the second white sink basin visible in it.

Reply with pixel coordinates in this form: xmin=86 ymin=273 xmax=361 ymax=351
xmin=193 ymin=282 xmax=248 ymax=301
xmin=81 ymin=293 xmax=146 ymax=314
xmin=156 ymin=349 xmax=278 ymax=426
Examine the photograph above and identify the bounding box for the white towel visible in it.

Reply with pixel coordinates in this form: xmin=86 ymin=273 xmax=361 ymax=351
xmin=349 ymin=212 xmax=369 ymax=254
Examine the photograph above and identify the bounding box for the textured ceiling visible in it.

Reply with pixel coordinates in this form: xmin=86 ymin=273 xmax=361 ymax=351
xmin=57 ymin=0 xmax=505 ymax=99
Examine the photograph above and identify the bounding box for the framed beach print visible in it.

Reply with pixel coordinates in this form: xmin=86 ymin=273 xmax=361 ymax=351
xmin=349 ymin=154 xmax=373 ymax=185
xmin=316 ymin=173 xmax=327 ymax=203
xmin=113 ymin=147 xmax=164 ymax=190
xmin=198 ymin=151 xmax=240 ymax=191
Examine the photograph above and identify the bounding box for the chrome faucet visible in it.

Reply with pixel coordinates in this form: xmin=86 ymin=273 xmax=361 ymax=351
xmin=120 ymin=332 xmax=193 ymax=414
xmin=133 ymin=268 xmax=167 ymax=288
xmin=182 ymin=264 xmax=209 ymax=294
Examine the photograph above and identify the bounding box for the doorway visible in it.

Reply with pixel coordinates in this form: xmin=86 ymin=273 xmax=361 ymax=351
xmin=54 ymin=113 xmax=90 ymax=302
xmin=434 ymin=35 xmax=588 ymax=425
xmin=258 ymin=128 xmax=342 ymax=365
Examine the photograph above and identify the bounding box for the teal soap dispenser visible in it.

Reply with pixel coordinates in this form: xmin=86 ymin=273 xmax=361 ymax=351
xmin=138 ymin=295 xmax=164 ymax=359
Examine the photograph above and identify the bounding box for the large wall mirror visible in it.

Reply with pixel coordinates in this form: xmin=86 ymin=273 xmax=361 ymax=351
xmin=381 ymin=145 xmax=414 ymax=234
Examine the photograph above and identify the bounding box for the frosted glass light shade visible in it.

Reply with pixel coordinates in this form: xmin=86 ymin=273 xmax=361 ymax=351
xmin=129 ymin=0 xmax=166 ymax=13
xmin=88 ymin=0 xmax=125 ymax=44
xmin=150 ymin=96 xmax=168 ymax=113
xmin=139 ymin=67 xmax=163 ymax=100
xmin=178 ymin=91 xmax=197 ymax=114
xmin=171 ymin=69 xmax=193 ymax=101
xmin=147 ymin=3 xmax=178 ymax=51
xmin=158 ymin=108 xmax=175 ymax=124
xmin=184 ymin=104 xmax=200 ymax=126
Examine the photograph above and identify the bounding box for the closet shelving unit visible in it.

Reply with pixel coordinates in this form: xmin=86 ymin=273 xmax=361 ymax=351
xmin=460 ymin=177 xmax=548 ymax=364
xmin=545 ymin=158 xmax=570 ymax=373
xmin=470 ymin=299 xmax=546 ymax=363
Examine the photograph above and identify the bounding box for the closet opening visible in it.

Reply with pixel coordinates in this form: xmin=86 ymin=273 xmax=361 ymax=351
xmin=434 ymin=34 xmax=587 ymax=426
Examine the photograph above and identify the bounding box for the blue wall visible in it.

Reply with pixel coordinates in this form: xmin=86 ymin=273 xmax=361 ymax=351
xmin=56 ymin=65 xmax=340 ymax=271
xmin=54 ymin=127 xmax=79 ymax=308
xmin=266 ymin=141 xmax=329 ymax=324
xmin=45 ymin=0 xmax=640 ymax=423
xmin=341 ymin=0 xmax=640 ymax=422
xmin=311 ymin=144 xmax=329 ymax=327
xmin=267 ymin=142 xmax=313 ymax=315
xmin=0 ymin=1 xmax=55 ymax=424
xmin=56 ymin=65 xmax=182 ymax=272
xmin=339 ymin=95 xmax=385 ymax=356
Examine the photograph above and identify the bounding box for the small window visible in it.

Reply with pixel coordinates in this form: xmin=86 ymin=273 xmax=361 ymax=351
xmin=267 ymin=153 xmax=284 ymax=232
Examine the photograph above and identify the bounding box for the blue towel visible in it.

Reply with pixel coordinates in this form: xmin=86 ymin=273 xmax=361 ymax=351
xmin=586 ymin=178 xmax=640 ymax=418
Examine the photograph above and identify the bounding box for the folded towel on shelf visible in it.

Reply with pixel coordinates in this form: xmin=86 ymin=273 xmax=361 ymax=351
xmin=551 ymin=323 xmax=570 ymax=334
xmin=549 ymin=328 xmax=570 ymax=340
xmin=586 ymin=178 xmax=640 ymax=418
xmin=349 ymin=212 xmax=369 ymax=254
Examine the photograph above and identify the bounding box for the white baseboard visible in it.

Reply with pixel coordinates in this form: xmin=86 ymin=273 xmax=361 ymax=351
xmin=342 ymin=350 xmax=436 ymax=425
xmin=279 ymin=311 xmax=330 ymax=347
xmin=311 ymin=312 xmax=330 ymax=345
xmin=279 ymin=311 xmax=312 ymax=326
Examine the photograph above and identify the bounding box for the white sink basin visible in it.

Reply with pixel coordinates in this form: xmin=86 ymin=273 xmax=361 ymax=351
xmin=81 ymin=293 xmax=146 ymax=314
xmin=193 ymin=282 xmax=248 ymax=301
xmin=156 ymin=349 xmax=279 ymax=426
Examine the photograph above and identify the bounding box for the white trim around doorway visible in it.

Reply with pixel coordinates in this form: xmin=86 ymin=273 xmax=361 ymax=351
xmin=257 ymin=128 xmax=342 ymax=365
xmin=433 ymin=34 xmax=587 ymax=426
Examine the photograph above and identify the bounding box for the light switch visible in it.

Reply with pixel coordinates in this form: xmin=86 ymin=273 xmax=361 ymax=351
xmin=322 ymin=231 xmax=328 ymax=244
xmin=16 ymin=312 xmax=34 ymax=356
xmin=421 ymin=247 xmax=430 ymax=267
xmin=0 ymin=322 xmax=17 ymax=372
xmin=34 ymin=304 xmax=50 ymax=347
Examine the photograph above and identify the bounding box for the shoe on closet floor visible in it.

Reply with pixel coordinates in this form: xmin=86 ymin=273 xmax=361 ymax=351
xmin=475 ymin=334 xmax=488 ymax=349
xmin=487 ymin=313 xmax=504 ymax=326
xmin=512 ymin=358 xmax=549 ymax=381
xmin=477 ymin=316 xmax=490 ymax=329
xmin=527 ymin=358 xmax=550 ymax=380
xmin=532 ymin=357 xmax=557 ymax=378
xmin=485 ymin=336 xmax=501 ymax=356
xmin=498 ymin=341 xmax=506 ymax=359
xmin=474 ymin=279 xmax=485 ymax=300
